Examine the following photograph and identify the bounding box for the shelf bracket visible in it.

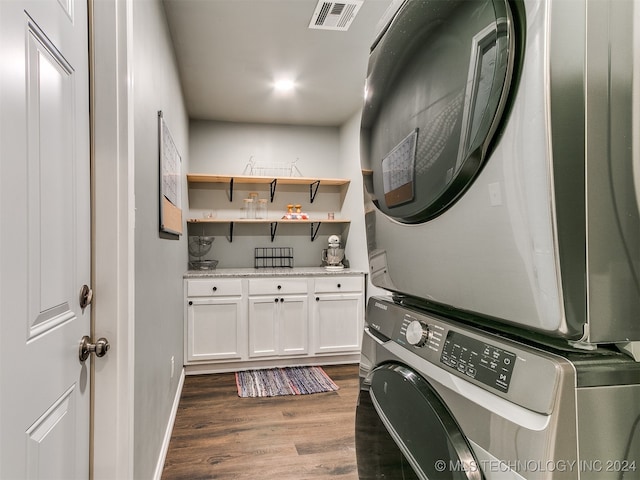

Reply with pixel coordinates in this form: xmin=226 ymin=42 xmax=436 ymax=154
xmin=270 ymin=222 xmax=278 ymax=242
xmin=309 ymin=180 xmax=320 ymax=204
xmin=269 ymin=179 xmax=277 ymax=202
xmin=226 ymin=222 xmax=234 ymax=243
xmin=310 ymin=222 xmax=321 ymax=241
xmin=228 ymin=177 xmax=235 ymax=202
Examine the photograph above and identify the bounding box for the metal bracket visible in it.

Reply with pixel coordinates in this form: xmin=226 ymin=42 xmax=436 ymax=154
xmin=228 ymin=177 xmax=235 ymax=202
xmin=310 ymin=222 xmax=321 ymax=241
xmin=226 ymin=222 xmax=234 ymax=242
xmin=309 ymin=180 xmax=320 ymax=203
xmin=269 ymin=179 xmax=277 ymax=202
xmin=270 ymin=222 xmax=278 ymax=242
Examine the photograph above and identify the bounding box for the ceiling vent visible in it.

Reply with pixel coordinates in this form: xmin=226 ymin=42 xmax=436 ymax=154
xmin=308 ymin=1 xmax=364 ymax=31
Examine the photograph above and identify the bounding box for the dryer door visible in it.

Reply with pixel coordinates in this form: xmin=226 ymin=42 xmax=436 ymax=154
xmin=361 ymin=0 xmax=519 ymax=223
xmin=356 ymin=363 xmax=483 ymax=480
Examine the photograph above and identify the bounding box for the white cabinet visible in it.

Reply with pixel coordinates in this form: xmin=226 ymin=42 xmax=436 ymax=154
xmin=183 ymin=272 xmax=365 ymax=372
xmin=248 ymin=278 xmax=309 ymax=358
xmin=312 ymin=276 xmax=364 ymax=354
xmin=185 ymin=279 xmax=246 ymax=362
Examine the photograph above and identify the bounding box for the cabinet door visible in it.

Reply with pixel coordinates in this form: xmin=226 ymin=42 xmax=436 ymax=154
xmin=187 ymin=297 xmax=245 ymax=362
xmin=249 ymin=294 xmax=309 ymax=358
xmin=248 ymin=297 xmax=278 ymax=357
xmin=313 ymin=293 xmax=363 ymax=354
xmin=279 ymin=294 xmax=309 ymax=356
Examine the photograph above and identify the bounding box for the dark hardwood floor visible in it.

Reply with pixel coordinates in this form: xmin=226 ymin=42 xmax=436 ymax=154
xmin=161 ymin=364 xmax=360 ymax=480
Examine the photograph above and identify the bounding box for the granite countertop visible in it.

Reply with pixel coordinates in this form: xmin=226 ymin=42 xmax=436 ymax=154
xmin=184 ymin=266 xmax=366 ymax=278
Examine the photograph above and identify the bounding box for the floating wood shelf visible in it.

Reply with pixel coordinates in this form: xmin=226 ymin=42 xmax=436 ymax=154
xmin=187 ymin=218 xmax=349 ymax=224
xmin=187 ymin=174 xmax=350 ymax=203
xmin=187 ymin=218 xmax=350 ymax=242
xmin=187 ymin=174 xmax=350 ymax=186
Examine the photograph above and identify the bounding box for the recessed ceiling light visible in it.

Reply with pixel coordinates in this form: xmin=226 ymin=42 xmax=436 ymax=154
xmin=274 ymin=79 xmax=296 ymax=93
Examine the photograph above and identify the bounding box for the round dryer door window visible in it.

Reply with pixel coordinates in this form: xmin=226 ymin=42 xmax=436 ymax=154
xmin=364 ymin=363 xmax=483 ymax=480
xmin=361 ymin=0 xmax=519 ymax=223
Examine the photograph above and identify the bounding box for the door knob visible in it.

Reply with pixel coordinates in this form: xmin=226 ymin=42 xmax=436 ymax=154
xmin=79 ymin=335 xmax=110 ymax=362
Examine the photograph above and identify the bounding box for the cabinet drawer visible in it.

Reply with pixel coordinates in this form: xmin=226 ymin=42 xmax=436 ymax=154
xmin=187 ymin=278 xmax=242 ymax=297
xmin=248 ymin=278 xmax=308 ymax=295
xmin=314 ymin=276 xmax=363 ymax=294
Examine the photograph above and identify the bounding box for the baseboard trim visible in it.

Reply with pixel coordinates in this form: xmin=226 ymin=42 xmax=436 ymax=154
xmin=153 ymin=367 xmax=186 ymax=480
xmin=184 ymin=354 xmax=361 ymax=375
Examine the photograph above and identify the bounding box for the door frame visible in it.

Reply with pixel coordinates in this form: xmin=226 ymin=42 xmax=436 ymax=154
xmin=90 ymin=0 xmax=135 ymax=477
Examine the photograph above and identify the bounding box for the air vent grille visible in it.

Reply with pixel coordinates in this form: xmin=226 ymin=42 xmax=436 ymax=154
xmin=308 ymin=1 xmax=364 ymax=31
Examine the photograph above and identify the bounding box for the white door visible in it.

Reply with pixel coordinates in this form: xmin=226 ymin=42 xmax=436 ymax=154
xmin=0 ymin=0 xmax=91 ymax=477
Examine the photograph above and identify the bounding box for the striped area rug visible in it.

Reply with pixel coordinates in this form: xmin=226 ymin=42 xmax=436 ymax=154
xmin=235 ymin=366 xmax=339 ymax=398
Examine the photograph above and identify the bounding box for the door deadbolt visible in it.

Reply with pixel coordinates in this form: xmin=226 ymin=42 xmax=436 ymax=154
xmin=79 ymin=285 xmax=93 ymax=310
xmin=79 ymin=335 xmax=110 ymax=362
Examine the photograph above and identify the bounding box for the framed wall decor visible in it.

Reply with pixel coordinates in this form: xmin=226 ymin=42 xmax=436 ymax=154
xmin=158 ymin=110 xmax=183 ymax=235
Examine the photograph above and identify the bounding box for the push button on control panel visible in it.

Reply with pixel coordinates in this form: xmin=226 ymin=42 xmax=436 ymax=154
xmin=440 ymin=330 xmax=516 ymax=392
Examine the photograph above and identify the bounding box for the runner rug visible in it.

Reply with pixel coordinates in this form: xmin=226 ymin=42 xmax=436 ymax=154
xmin=235 ymin=366 xmax=339 ymax=398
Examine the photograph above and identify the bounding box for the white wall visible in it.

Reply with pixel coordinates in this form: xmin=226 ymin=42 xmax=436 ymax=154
xmin=190 ymin=120 xmax=339 ymax=177
xmin=338 ymin=111 xmax=368 ymax=273
xmin=189 ymin=120 xmax=357 ymax=268
xmin=132 ymin=1 xmax=188 ymax=478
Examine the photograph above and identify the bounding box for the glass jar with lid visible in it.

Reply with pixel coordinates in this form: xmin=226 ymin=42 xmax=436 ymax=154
xmin=256 ymin=198 xmax=268 ymax=219
xmin=243 ymin=198 xmax=255 ymax=219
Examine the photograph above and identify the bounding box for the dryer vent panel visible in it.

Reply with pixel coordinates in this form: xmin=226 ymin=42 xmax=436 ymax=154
xmin=309 ymin=1 xmax=363 ymax=31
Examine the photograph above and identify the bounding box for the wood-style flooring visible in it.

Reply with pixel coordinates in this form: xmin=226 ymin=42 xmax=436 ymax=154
xmin=161 ymin=364 xmax=360 ymax=480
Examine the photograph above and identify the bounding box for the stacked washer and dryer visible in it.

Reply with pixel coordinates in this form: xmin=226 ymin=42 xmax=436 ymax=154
xmin=355 ymin=0 xmax=640 ymax=479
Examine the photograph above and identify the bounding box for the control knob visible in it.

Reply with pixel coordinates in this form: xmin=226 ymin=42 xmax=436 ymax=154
xmin=406 ymin=320 xmax=430 ymax=347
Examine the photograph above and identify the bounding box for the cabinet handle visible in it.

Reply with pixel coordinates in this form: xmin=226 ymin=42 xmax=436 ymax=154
xmin=277 ymin=285 xmax=282 ymax=290
xmin=337 ymin=283 xmax=341 ymax=288
xmin=316 ymin=297 xmax=320 ymax=301
xmin=274 ymin=298 xmax=279 ymax=303
xmin=212 ymin=286 xmax=217 ymax=292
xmin=188 ymin=301 xmax=193 ymax=306
xmin=280 ymin=298 xmax=284 ymax=303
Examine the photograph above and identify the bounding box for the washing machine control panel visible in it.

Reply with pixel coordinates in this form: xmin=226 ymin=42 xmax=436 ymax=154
xmin=440 ymin=331 xmax=516 ymax=392
xmin=367 ymin=297 xmax=567 ymax=412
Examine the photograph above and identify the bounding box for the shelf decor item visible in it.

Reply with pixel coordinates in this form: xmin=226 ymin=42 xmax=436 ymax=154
xmin=256 ymin=198 xmax=268 ymax=218
xmin=158 ymin=110 xmax=183 ymax=235
xmin=282 ymin=203 xmax=309 ymax=220
xmin=254 ymin=247 xmax=293 ymax=268
xmin=243 ymin=156 xmax=302 ymax=177
xmin=188 ymin=235 xmax=218 ymax=270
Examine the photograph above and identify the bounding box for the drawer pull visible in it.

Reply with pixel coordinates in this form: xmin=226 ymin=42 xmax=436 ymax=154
xmin=212 ymin=286 xmax=217 ymax=292
xmin=188 ymin=301 xmax=193 ymax=306
xmin=277 ymin=285 xmax=282 ymax=290
xmin=280 ymin=298 xmax=284 ymax=303
xmin=316 ymin=297 xmax=320 ymax=301
xmin=337 ymin=283 xmax=341 ymax=288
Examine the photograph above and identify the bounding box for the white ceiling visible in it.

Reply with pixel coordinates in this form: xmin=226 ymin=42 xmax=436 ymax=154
xmin=162 ymin=0 xmax=394 ymax=127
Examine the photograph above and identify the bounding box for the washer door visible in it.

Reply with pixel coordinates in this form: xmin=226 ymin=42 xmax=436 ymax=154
xmin=356 ymin=363 xmax=483 ymax=480
xmin=361 ymin=0 xmax=519 ymax=223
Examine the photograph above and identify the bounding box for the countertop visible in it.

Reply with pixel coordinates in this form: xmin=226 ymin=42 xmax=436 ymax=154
xmin=184 ymin=267 xmax=366 ymax=279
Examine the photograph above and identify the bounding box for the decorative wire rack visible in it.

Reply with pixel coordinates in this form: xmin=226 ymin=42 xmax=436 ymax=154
xmin=254 ymin=247 xmax=294 ymax=268
xmin=243 ymin=156 xmax=302 ymax=177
